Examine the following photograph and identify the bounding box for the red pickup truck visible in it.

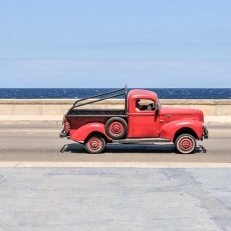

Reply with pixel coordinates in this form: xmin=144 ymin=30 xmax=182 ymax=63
xmin=60 ymin=86 xmax=208 ymax=154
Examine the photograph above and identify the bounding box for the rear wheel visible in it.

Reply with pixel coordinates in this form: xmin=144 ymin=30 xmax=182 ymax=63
xmin=84 ymin=133 xmax=106 ymax=154
xmin=106 ymin=117 xmax=127 ymax=139
xmin=175 ymin=134 xmax=196 ymax=154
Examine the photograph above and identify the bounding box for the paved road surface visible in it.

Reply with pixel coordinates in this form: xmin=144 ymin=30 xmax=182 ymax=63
xmin=0 ymin=125 xmax=230 ymax=163
xmin=1 ymin=125 xmax=231 ymax=230
xmin=0 ymin=167 xmax=231 ymax=231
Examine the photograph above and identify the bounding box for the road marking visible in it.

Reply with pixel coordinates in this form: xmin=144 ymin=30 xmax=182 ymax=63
xmin=0 ymin=162 xmax=231 ymax=168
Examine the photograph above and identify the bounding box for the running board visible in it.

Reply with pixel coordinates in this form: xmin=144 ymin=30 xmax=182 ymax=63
xmin=112 ymin=138 xmax=171 ymax=144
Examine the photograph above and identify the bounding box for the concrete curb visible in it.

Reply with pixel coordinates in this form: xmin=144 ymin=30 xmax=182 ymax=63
xmin=1 ymin=162 xmax=231 ymax=168
xmin=1 ymin=115 xmax=231 ymax=125
xmin=0 ymin=115 xmax=62 ymax=125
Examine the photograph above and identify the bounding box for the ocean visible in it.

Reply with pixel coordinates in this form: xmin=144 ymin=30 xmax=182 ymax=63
xmin=0 ymin=88 xmax=231 ymax=99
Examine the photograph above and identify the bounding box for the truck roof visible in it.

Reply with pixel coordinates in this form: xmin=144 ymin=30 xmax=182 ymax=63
xmin=128 ymin=89 xmax=158 ymax=101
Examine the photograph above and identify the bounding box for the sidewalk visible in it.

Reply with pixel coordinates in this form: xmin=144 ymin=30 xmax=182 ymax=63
xmin=0 ymin=115 xmax=62 ymax=125
xmin=1 ymin=115 xmax=231 ymax=125
xmin=1 ymin=167 xmax=231 ymax=230
xmin=1 ymin=161 xmax=231 ymax=168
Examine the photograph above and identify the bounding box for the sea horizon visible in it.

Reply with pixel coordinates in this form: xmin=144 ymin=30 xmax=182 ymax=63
xmin=0 ymin=88 xmax=231 ymax=99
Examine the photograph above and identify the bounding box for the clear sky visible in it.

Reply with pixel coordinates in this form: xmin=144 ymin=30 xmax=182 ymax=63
xmin=0 ymin=0 xmax=231 ymax=88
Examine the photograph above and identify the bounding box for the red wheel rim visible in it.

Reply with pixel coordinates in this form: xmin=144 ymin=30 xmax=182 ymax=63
xmin=179 ymin=137 xmax=193 ymax=151
xmin=109 ymin=122 xmax=124 ymax=136
xmin=88 ymin=137 xmax=101 ymax=151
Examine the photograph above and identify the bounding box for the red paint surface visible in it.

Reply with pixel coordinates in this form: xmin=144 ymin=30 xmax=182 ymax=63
xmin=64 ymin=89 xmax=205 ymax=144
xmin=71 ymin=122 xmax=111 ymax=142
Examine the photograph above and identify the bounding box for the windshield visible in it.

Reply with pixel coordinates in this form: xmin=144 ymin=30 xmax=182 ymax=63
xmin=157 ymin=97 xmax=162 ymax=108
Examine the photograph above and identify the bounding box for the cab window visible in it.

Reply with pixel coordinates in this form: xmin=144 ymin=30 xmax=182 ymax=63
xmin=136 ymin=99 xmax=155 ymax=111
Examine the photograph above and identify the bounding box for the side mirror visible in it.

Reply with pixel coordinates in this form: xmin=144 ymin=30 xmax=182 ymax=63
xmin=154 ymin=104 xmax=159 ymax=111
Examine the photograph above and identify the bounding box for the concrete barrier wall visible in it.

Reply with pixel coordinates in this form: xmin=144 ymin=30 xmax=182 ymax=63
xmin=1 ymin=99 xmax=231 ymax=116
xmin=161 ymin=99 xmax=231 ymax=116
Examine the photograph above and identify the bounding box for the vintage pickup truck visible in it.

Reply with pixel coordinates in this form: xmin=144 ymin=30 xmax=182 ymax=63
xmin=60 ymin=86 xmax=208 ymax=154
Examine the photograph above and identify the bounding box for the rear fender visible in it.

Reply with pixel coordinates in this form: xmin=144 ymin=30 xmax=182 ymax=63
xmin=70 ymin=122 xmax=111 ymax=143
xmin=160 ymin=120 xmax=203 ymax=142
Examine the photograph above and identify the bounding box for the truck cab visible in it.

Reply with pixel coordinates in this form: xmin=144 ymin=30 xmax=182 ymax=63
xmin=60 ymin=86 xmax=208 ymax=154
xmin=127 ymin=89 xmax=161 ymax=138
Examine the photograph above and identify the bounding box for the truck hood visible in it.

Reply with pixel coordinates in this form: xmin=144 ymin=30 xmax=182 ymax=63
xmin=159 ymin=107 xmax=204 ymax=123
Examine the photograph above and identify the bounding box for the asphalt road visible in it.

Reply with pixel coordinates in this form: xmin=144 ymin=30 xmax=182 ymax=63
xmin=0 ymin=125 xmax=231 ymax=163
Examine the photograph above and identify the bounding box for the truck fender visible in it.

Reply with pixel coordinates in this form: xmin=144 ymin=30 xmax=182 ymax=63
xmin=160 ymin=120 xmax=203 ymax=142
xmin=71 ymin=122 xmax=112 ymax=143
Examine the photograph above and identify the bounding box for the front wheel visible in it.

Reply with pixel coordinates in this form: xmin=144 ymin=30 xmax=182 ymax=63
xmin=175 ymin=134 xmax=196 ymax=154
xmin=84 ymin=133 xmax=106 ymax=154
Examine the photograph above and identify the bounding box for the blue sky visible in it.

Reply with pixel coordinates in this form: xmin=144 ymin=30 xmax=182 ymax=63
xmin=0 ymin=0 xmax=231 ymax=88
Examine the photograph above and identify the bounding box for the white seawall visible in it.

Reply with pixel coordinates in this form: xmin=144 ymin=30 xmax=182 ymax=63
xmin=0 ymin=99 xmax=231 ymax=125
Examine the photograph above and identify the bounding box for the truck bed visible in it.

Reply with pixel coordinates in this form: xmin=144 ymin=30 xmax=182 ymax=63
xmin=67 ymin=109 xmax=126 ymax=117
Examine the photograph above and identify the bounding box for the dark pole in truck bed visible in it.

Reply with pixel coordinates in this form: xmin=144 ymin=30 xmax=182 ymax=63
xmin=67 ymin=85 xmax=128 ymax=115
xmin=72 ymin=87 xmax=126 ymax=107
xmin=71 ymin=92 xmax=126 ymax=109
xmin=125 ymin=84 xmax=128 ymax=115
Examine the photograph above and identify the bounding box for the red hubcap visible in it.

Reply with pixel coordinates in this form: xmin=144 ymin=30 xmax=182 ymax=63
xmin=109 ymin=122 xmax=124 ymax=135
xmin=179 ymin=138 xmax=193 ymax=151
xmin=88 ymin=138 xmax=101 ymax=150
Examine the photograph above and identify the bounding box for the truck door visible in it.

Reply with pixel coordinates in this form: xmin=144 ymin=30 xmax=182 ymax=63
xmin=130 ymin=99 xmax=160 ymax=138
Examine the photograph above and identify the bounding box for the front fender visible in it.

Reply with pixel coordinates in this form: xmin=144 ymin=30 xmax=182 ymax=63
xmin=160 ymin=120 xmax=203 ymax=141
xmin=70 ymin=122 xmax=111 ymax=143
